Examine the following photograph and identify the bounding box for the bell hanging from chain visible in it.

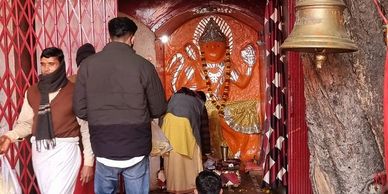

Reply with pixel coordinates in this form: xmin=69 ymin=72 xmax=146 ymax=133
xmin=281 ymin=0 xmax=358 ymax=68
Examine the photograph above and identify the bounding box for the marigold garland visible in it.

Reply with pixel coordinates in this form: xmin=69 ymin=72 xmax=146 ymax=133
xmin=200 ymin=47 xmax=231 ymax=116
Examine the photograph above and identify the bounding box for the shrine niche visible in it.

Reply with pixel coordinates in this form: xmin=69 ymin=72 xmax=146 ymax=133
xmin=163 ymin=14 xmax=264 ymax=161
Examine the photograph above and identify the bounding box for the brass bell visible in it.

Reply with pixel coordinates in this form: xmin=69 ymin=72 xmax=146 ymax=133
xmin=281 ymin=0 xmax=358 ymax=68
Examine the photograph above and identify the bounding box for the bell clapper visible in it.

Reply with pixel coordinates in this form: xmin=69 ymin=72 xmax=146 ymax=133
xmin=314 ymin=50 xmax=327 ymax=69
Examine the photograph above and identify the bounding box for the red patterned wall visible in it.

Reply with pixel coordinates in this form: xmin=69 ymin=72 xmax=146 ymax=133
xmin=0 ymin=0 xmax=116 ymax=193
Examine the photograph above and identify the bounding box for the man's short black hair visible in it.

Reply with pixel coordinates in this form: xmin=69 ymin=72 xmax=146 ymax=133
xmin=177 ymin=87 xmax=196 ymax=97
xmin=40 ymin=47 xmax=64 ymax=63
xmin=76 ymin=43 xmax=95 ymax=67
xmin=196 ymin=170 xmax=222 ymax=194
xmin=108 ymin=17 xmax=137 ymax=38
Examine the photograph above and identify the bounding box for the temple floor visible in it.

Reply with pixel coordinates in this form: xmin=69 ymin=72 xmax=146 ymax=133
xmin=150 ymin=171 xmax=265 ymax=194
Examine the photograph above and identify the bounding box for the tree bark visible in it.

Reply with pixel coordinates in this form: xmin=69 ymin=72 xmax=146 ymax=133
xmin=304 ymin=0 xmax=388 ymax=193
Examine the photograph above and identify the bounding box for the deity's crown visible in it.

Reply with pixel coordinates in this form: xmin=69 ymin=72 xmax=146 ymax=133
xmin=199 ymin=18 xmax=226 ymax=43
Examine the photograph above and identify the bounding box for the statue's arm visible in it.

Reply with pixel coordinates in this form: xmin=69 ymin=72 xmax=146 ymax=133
xmin=231 ymin=44 xmax=257 ymax=89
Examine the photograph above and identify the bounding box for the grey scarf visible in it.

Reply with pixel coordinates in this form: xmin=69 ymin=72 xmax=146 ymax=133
xmin=36 ymin=60 xmax=68 ymax=151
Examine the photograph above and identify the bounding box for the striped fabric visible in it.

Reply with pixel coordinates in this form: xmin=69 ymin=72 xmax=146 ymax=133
xmin=262 ymin=0 xmax=288 ymax=188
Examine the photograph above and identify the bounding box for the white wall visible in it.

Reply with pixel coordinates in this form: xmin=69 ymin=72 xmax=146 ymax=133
xmin=118 ymin=13 xmax=157 ymax=66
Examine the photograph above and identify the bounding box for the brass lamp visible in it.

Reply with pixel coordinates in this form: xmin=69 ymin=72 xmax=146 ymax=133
xmin=281 ymin=0 xmax=358 ymax=68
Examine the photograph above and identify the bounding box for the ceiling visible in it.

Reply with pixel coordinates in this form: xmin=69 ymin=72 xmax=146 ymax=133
xmin=118 ymin=0 xmax=266 ymax=35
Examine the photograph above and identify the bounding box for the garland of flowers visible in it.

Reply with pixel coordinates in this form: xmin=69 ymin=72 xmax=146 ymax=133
xmin=200 ymin=47 xmax=232 ymax=116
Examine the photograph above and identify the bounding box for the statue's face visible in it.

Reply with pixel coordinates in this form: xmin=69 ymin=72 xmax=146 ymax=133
xmin=200 ymin=41 xmax=227 ymax=63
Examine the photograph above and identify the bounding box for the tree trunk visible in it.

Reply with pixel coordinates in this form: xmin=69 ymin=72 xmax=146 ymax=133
xmin=304 ymin=0 xmax=388 ymax=193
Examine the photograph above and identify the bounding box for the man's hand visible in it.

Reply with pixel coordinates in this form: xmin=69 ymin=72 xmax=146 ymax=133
xmin=0 ymin=135 xmax=11 ymax=154
xmin=80 ymin=165 xmax=94 ymax=185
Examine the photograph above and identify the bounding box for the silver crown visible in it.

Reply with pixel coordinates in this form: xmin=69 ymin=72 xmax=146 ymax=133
xmin=199 ymin=18 xmax=226 ymax=43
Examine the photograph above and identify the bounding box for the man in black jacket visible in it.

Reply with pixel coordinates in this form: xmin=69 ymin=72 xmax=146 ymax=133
xmin=73 ymin=17 xmax=167 ymax=194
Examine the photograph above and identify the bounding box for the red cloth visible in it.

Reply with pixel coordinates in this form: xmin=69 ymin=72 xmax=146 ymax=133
xmin=244 ymin=160 xmax=261 ymax=172
xmin=221 ymin=171 xmax=241 ymax=186
xmin=384 ymin=45 xmax=388 ymax=185
xmin=73 ymin=159 xmax=95 ymax=194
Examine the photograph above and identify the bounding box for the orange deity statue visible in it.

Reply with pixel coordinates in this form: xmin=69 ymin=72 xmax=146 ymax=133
xmin=165 ymin=15 xmax=263 ymax=161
